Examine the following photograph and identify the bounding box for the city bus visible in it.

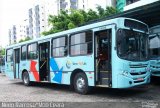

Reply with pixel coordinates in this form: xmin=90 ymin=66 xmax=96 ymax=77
xmin=5 ymin=17 xmax=150 ymax=94
xmin=149 ymin=25 xmax=160 ymax=76
xmin=0 ymin=55 xmax=5 ymax=73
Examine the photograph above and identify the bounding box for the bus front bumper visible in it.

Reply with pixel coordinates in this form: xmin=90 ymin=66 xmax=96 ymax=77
xmin=115 ymin=72 xmax=150 ymax=88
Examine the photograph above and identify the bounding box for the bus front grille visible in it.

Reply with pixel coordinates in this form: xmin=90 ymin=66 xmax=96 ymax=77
xmin=152 ymin=71 xmax=160 ymax=74
xmin=129 ymin=64 xmax=147 ymax=68
xmin=134 ymin=80 xmax=144 ymax=83
xmin=130 ymin=72 xmax=146 ymax=76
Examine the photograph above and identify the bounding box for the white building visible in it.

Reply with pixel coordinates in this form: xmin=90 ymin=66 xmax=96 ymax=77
xmin=28 ymin=0 xmax=59 ymax=39
xmin=45 ymin=0 xmax=59 ymax=30
xmin=87 ymin=0 xmax=116 ymax=11
xmin=8 ymin=25 xmax=17 ymax=45
xmin=16 ymin=19 xmax=29 ymax=42
xmin=58 ymin=0 xmax=116 ymax=12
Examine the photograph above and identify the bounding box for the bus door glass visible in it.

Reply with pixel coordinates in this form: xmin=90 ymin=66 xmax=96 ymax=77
xmin=14 ymin=48 xmax=20 ymax=78
xmin=95 ymin=29 xmax=112 ymax=85
xmin=39 ymin=42 xmax=50 ymax=81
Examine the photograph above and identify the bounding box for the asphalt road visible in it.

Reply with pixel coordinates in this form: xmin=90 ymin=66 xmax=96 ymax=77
xmin=0 ymin=73 xmax=160 ymax=108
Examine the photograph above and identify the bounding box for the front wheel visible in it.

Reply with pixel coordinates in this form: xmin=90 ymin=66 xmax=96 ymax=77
xmin=22 ymin=72 xmax=31 ymax=86
xmin=74 ymin=73 xmax=90 ymax=94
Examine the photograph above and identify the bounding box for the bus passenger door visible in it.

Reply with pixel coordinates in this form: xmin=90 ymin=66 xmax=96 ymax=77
xmin=14 ymin=48 xmax=20 ymax=79
xmin=39 ymin=42 xmax=50 ymax=81
xmin=95 ymin=29 xmax=112 ymax=86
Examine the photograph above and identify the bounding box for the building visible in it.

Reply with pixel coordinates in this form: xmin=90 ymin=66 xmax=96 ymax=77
xmin=87 ymin=0 xmax=116 ymax=11
xmin=58 ymin=0 xmax=116 ymax=12
xmin=28 ymin=0 xmax=59 ymax=39
xmin=58 ymin=0 xmax=78 ymax=11
xmin=28 ymin=8 xmax=33 ymax=38
xmin=8 ymin=25 xmax=17 ymax=45
xmin=28 ymin=4 xmax=46 ymax=39
xmin=16 ymin=19 xmax=29 ymax=42
xmin=45 ymin=0 xmax=59 ymax=30
xmin=116 ymin=0 xmax=159 ymax=11
xmin=8 ymin=29 xmax=12 ymax=45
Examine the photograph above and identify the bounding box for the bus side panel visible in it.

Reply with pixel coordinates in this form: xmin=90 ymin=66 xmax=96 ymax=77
xmin=1 ymin=65 xmax=5 ymax=73
xmin=50 ymin=55 xmax=95 ymax=86
xmin=19 ymin=60 xmax=39 ymax=82
xmin=29 ymin=60 xmax=39 ymax=82
xmin=150 ymin=60 xmax=160 ymax=76
xmin=16 ymin=63 xmax=19 ymax=78
xmin=5 ymin=62 xmax=14 ymax=79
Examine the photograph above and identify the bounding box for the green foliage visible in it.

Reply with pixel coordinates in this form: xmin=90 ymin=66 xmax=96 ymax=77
xmin=96 ymin=6 xmax=105 ymax=17
xmin=24 ymin=37 xmax=31 ymax=41
xmin=87 ymin=9 xmax=99 ymax=21
xmin=42 ymin=6 xmax=119 ymax=36
xmin=69 ymin=10 xmax=85 ymax=26
xmin=0 ymin=48 xmax=5 ymax=56
xmin=68 ymin=22 xmax=76 ymax=29
xmin=19 ymin=39 xmax=24 ymax=43
xmin=19 ymin=37 xmax=32 ymax=43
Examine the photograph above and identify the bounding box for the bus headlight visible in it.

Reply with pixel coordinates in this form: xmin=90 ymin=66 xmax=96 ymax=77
xmin=145 ymin=67 xmax=150 ymax=72
xmin=122 ymin=71 xmax=129 ymax=76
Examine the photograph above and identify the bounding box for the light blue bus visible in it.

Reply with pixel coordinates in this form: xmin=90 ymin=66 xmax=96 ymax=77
xmin=5 ymin=17 xmax=150 ymax=94
xmin=149 ymin=25 xmax=160 ymax=76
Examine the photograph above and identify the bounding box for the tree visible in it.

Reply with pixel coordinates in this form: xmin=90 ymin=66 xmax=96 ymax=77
xmin=24 ymin=36 xmax=31 ymax=41
xmin=96 ymin=5 xmax=105 ymax=18
xmin=19 ymin=36 xmax=32 ymax=43
xmin=42 ymin=6 xmax=119 ymax=36
xmin=0 ymin=48 xmax=5 ymax=56
xmin=42 ymin=10 xmax=70 ymax=36
xmin=69 ymin=9 xmax=85 ymax=27
xmin=104 ymin=6 xmax=119 ymax=16
xmin=87 ymin=9 xmax=99 ymax=21
xmin=19 ymin=39 xmax=24 ymax=43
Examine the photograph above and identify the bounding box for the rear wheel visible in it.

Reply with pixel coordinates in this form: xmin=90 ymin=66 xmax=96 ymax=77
xmin=74 ymin=73 xmax=90 ymax=94
xmin=22 ymin=72 xmax=31 ymax=86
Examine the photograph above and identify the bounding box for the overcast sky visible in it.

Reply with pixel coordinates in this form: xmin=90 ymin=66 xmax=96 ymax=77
xmin=0 ymin=0 xmax=37 ymax=47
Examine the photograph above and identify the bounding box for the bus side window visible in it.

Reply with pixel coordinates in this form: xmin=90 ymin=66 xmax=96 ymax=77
xmin=52 ymin=36 xmax=68 ymax=57
xmin=21 ymin=45 xmax=26 ymax=60
xmin=70 ymin=30 xmax=92 ymax=56
xmin=6 ymin=49 xmax=13 ymax=62
xmin=27 ymin=43 xmax=38 ymax=59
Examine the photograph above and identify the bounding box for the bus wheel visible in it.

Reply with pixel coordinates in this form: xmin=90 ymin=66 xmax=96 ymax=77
xmin=74 ymin=73 xmax=89 ymax=94
xmin=22 ymin=72 xmax=30 ymax=86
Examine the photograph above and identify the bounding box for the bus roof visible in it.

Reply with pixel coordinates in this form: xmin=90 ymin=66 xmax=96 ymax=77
xmin=6 ymin=17 xmax=147 ymax=49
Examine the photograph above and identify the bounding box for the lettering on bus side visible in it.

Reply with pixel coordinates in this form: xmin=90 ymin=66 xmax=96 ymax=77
xmin=66 ymin=60 xmax=87 ymax=69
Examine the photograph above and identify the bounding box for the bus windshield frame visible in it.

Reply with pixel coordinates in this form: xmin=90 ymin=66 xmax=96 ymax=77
xmin=117 ymin=28 xmax=149 ymax=61
xmin=149 ymin=34 xmax=160 ymax=60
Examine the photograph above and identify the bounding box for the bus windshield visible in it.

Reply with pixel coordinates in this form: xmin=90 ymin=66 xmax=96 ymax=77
xmin=149 ymin=34 xmax=160 ymax=60
xmin=117 ymin=29 xmax=148 ymax=61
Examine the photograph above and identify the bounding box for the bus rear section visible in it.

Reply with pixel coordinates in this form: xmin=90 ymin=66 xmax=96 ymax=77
xmin=149 ymin=25 xmax=160 ymax=76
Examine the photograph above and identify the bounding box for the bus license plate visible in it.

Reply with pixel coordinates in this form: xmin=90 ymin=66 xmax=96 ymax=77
xmin=137 ymin=78 xmax=144 ymax=81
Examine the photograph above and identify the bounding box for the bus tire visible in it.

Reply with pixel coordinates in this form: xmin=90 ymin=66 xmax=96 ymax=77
xmin=73 ymin=72 xmax=89 ymax=94
xmin=22 ymin=71 xmax=31 ymax=86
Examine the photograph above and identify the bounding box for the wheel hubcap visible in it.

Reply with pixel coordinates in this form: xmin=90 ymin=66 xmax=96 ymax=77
xmin=24 ymin=73 xmax=28 ymax=84
xmin=76 ymin=77 xmax=85 ymax=91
